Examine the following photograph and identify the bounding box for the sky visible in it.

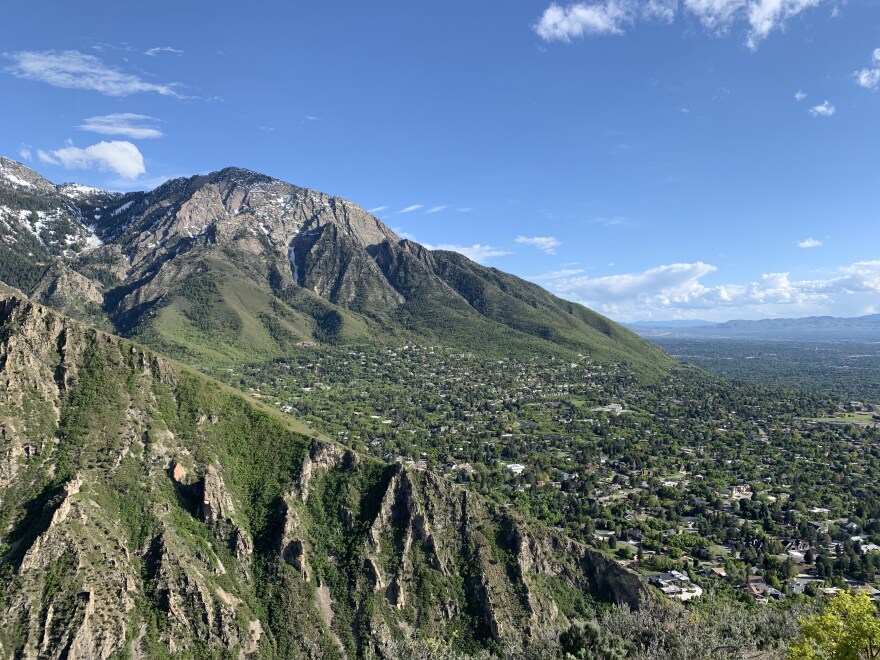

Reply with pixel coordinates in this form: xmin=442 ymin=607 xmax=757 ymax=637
xmin=2 ymin=0 xmax=879 ymax=322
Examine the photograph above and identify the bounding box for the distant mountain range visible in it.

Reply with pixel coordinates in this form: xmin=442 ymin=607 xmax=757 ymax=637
xmin=628 ymin=314 xmax=880 ymax=341
xmin=0 ymin=156 xmax=669 ymax=375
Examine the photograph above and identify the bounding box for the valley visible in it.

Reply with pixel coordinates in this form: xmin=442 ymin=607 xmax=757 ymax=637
xmin=0 ymin=159 xmax=878 ymax=658
xmin=220 ymin=342 xmax=880 ymax=606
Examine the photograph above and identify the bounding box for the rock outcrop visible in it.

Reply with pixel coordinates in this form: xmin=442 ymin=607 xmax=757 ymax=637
xmin=0 ymin=294 xmax=651 ymax=658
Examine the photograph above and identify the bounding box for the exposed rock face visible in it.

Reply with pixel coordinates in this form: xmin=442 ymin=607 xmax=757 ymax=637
xmin=0 ymin=294 xmax=652 ymax=658
xmin=200 ymin=464 xmax=235 ymax=524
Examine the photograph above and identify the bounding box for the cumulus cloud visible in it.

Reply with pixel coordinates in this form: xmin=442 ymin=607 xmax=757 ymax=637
xmin=854 ymin=48 xmax=880 ymax=90
xmin=798 ymin=237 xmax=822 ymax=248
xmin=535 ymin=0 xmax=829 ymax=49
xmin=18 ymin=146 xmax=32 ymax=161
xmin=77 ymin=113 xmax=163 ymax=139
xmin=555 ymin=262 xmax=718 ymax=303
xmin=794 ymin=90 xmax=807 ymax=101
xmin=534 ymin=1 xmax=634 ymax=40
xmin=40 ymin=140 xmax=146 ymax=180
xmin=550 ymin=260 xmax=880 ymax=320
xmin=4 ymin=50 xmax=182 ymax=97
xmin=424 ymin=243 xmax=511 ymax=264
xmin=809 ymin=100 xmax=835 ymax=117
xmin=399 ymin=204 xmax=423 ymax=214
xmin=515 ymin=235 xmax=562 ymax=254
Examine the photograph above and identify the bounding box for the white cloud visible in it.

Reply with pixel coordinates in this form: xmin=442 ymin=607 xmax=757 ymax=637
xmin=4 ymin=50 xmax=182 ymax=97
xmin=797 ymin=237 xmax=822 ymax=248
xmin=77 ymin=113 xmax=163 ymax=139
xmin=44 ymin=140 xmax=146 ymax=180
xmin=145 ymin=46 xmax=183 ymax=56
xmin=645 ymin=0 xmax=679 ymax=22
xmin=854 ymin=48 xmax=880 ymax=91
xmin=37 ymin=149 xmax=58 ymax=165
xmin=794 ymin=89 xmax=807 ymax=101
xmin=745 ymin=0 xmax=823 ymax=49
xmin=18 ymin=146 xmax=32 ymax=161
xmin=424 ymin=243 xmax=511 ymax=264
xmin=368 ymin=205 xmax=388 ymax=213
xmin=426 ymin=205 xmax=448 ymax=213
xmin=399 ymin=204 xmax=423 ymax=213
xmin=534 ymin=1 xmax=634 ymax=41
xmin=684 ymin=0 xmax=745 ymax=31
xmin=515 ymin=235 xmax=561 ymax=254
xmin=589 ymin=216 xmax=632 ymax=227
xmin=550 ymin=260 xmax=880 ymax=320
xmin=809 ymin=100 xmax=835 ymax=117
xmin=457 ymin=207 xmax=473 ymax=213
xmin=536 ymin=0 xmax=829 ymax=48
xmin=530 ymin=268 xmax=587 ymax=281
xmin=555 ymin=262 xmax=718 ymax=303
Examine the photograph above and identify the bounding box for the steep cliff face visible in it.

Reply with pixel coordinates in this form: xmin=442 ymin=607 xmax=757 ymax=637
xmin=0 ymin=294 xmax=649 ymax=658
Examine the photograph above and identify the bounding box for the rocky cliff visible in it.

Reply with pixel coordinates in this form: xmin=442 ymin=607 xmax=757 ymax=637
xmin=0 ymin=294 xmax=649 ymax=658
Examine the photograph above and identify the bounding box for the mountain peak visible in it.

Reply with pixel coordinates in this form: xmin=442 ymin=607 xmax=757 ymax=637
xmin=0 ymin=156 xmax=55 ymax=194
xmin=210 ymin=165 xmax=280 ymax=187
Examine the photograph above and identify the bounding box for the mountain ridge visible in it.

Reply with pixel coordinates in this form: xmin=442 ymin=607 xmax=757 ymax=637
xmin=0 ymin=290 xmax=649 ymax=658
xmin=0 ymin=157 xmax=671 ymax=376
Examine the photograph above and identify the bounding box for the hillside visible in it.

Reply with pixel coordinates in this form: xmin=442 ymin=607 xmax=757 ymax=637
xmin=0 ymin=292 xmax=648 ymax=658
xmin=0 ymin=157 xmax=670 ymax=377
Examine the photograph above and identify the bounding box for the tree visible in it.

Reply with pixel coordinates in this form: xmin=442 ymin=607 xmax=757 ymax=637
xmin=788 ymin=591 xmax=880 ymax=660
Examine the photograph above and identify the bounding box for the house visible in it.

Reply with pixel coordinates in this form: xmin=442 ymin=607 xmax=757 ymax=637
xmin=504 ymin=463 xmax=526 ymax=475
xmin=650 ymin=571 xmax=703 ymax=601
xmin=626 ymin=529 xmax=645 ymax=544
xmin=730 ymin=485 xmax=753 ymax=500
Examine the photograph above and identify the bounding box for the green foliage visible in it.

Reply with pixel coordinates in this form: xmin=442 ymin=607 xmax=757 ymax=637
xmin=179 ymin=271 xmax=243 ymax=339
xmin=788 ymin=591 xmax=880 ymax=660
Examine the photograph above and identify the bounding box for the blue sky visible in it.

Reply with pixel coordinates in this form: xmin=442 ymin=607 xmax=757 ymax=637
xmin=2 ymin=1 xmax=879 ymax=322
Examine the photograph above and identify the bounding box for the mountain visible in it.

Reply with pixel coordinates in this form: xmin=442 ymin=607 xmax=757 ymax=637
xmin=630 ymin=313 xmax=880 ymax=341
xmin=0 ymin=157 xmax=670 ymax=376
xmin=0 ymin=291 xmax=648 ymax=658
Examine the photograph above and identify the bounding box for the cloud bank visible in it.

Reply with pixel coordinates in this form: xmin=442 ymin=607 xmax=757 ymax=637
xmin=534 ymin=0 xmax=829 ymax=49
xmin=549 ymin=260 xmax=880 ymax=320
